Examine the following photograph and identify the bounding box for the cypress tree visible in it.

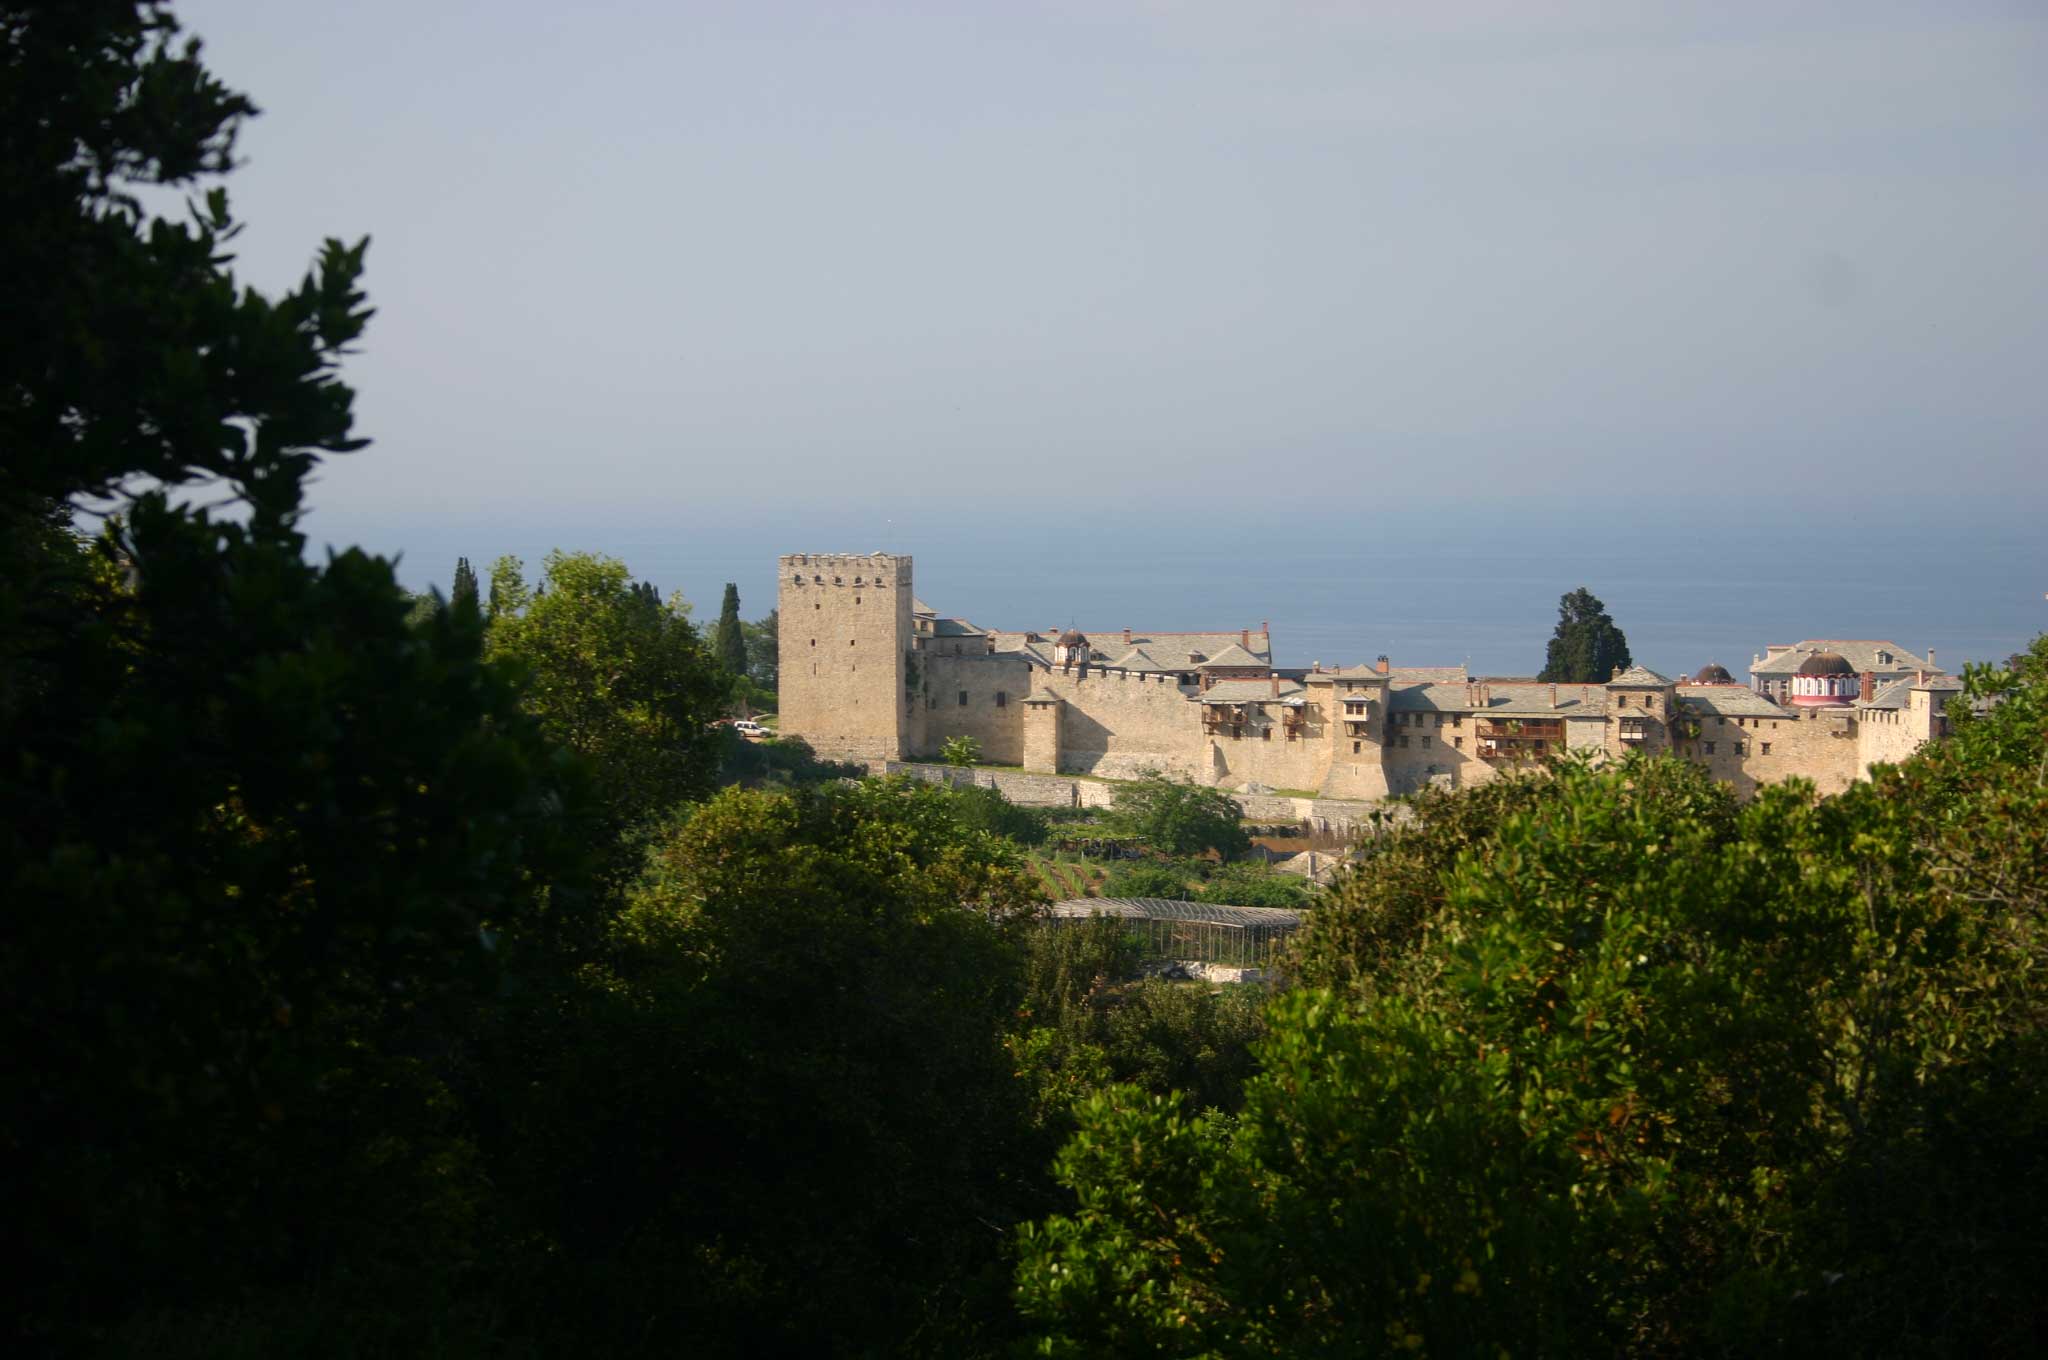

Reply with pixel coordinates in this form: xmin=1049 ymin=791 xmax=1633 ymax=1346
xmin=451 ymin=556 xmax=478 ymax=613
xmin=714 ymin=583 xmax=748 ymax=678
xmin=1537 ymin=587 xmax=1632 ymax=683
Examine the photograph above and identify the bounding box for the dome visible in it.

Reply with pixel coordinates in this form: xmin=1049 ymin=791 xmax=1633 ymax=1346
xmin=1693 ymin=663 xmax=1735 ymax=684
xmin=1055 ymin=629 xmax=1088 ymax=647
xmin=1796 ymin=651 xmax=1855 ymax=677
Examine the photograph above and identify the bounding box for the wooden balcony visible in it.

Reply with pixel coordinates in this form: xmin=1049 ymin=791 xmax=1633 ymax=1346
xmin=1619 ymin=718 xmax=1651 ymax=744
xmin=1475 ymin=718 xmax=1563 ymax=742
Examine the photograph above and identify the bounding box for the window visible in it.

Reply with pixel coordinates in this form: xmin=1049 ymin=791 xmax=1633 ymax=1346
xmin=1352 ymin=741 xmax=1361 ymax=753
xmin=809 ymin=638 xmax=816 ymax=647
xmin=1761 ymin=742 xmax=1772 ymax=755
xmin=1433 ymin=713 xmax=1443 ymax=727
xmin=1704 ymin=741 xmax=1716 ymax=754
xmin=1718 ymin=716 xmax=1726 ymax=725
xmin=1399 ymin=735 xmax=1410 ymax=748
xmin=1421 ymin=736 xmax=1432 ymax=749
xmin=957 ymin=691 xmax=968 ymax=706
xmin=1454 ymin=736 xmax=1464 ymax=749
xmin=1735 ymin=742 xmax=1747 ymax=756
xmin=995 ymin=692 xmax=1007 ymax=707
xmin=1262 ymin=728 xmax=1271 ymax=741
xmin=1452 ymin=714 xmax=1463 ymax=727
xmin=854 ymin=596 xmax=861 ymax=605
xmin=849 ymin=638 xmax=856 ymax=646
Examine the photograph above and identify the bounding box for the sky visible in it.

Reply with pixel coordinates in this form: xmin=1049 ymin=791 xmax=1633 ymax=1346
xmin=161 ymin=0 xmax=2047 ymax=664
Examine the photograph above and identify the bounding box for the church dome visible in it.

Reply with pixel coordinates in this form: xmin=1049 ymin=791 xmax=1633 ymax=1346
xmin=1796 ymin=651 xmax=1854 ymax=677
xmin=1055 ymin=629 xmax=1087 ymax=647
xmin=1693 ymin=663 xmax=1734 ymax=684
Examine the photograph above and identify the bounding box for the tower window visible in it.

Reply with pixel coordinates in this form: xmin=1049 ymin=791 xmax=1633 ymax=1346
xmin=958 ymin=691 xmax=968 ymax=706
xmin=996 ymin=692 xmax=1007 ymax=707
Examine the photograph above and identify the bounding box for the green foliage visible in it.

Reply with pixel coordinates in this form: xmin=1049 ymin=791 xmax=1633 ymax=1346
xmin=450 ymin=555 xmax=478 ymax=612
xmin=1 ymin=5 xmax=592 ymax=1342
xmin=716 ymin=729 xmax=864 ymax=788
xmin=1197 ymin=860 xmax=1315 ymax=909
xmin=942 ymin=733 xmax=983 ymax=767
xmin=944 ymin=780 xmax=1052 ymax=845
xmin=1102 ymin=861 xmax=1198 ymax=899
xmin=483 ymin=779 xmax=1046 ymax=1354
xmin=1010 ymin=919 xmax=1266 ymax=1137
xmin=1105 ymin=768 xmax=1251 ymax=859
xmin=741 ymin=608 xmax=779 ymax=688
xmin=1018 ymin=713 xmax=2048 ymax=1356
xmin=713 ymin=580 xmax=748 ymax=678
xmin=1537 ymin=584 xmax=1633 ymax=683
xmin=485 ymin=550 xmax=729 ymax=847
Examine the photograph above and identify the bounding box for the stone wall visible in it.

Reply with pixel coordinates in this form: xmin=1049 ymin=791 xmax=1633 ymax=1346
xmin=867 ymin=760 xmax=1380 ymax=831
xmin=1027 ymin=665 xmax=1211 ymax=781
xmin=911 ymin=653 xmax=1031 ymax=764
xmin=1858 ymin=688 xmax=1942 ymax=777
xmin=778 ymin=553 xmax=912 ymax=760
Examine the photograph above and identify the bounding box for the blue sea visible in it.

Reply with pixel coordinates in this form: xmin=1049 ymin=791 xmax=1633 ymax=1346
xmin=307 ymin=497 xmax=2047 ymax=682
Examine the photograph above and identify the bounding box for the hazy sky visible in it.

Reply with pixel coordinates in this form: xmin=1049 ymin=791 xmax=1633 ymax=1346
xmin=169 ymin=0 xmax=2047 ymax=534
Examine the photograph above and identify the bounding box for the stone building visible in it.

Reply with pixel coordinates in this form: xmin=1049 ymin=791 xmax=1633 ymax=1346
xmin=1750 ymin=639 xmax=1937 ymax=705
xmin=779 ymin=553 xmax=1959 ymax=801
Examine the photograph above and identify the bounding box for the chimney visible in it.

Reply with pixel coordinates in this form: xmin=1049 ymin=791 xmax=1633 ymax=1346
xmin=1375 ymin=654 xmax=1390 ymax=675
xmin=1312 ymin=660 xmax=1321 ymax=673
xmin=1860 ymin=671 xmax=1875 ymax=703
xmin=1270 ymin=675 xmax=1280 ymax=697
xmin=1549 ymin=682 xmax=1558 ymax=709
xmin=1122 ymin=627 xmax=1131 ymax=645
xmin=1241 ymin=628 xmax=1250 ymax=649
xmin=1927 ymin=648 xmax=1936 ymax=669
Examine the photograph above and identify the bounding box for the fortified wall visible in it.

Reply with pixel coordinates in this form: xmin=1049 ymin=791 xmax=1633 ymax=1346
xmin=776 ymin=552 xmax=1955 ymax=805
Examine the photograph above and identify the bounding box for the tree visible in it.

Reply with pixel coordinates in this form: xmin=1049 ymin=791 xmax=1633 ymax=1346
xmin=714 ymin=581 xmax=748 ymax=678
xmin=486 ymin=551 xmax=729 ymax=846
xmin=741 ymin=608 xmax=780 ymax=690
xmin=450 ymin=555 xmax=478 ymax=613
xmin=1019 ymin=721 xmax=2048 ymax=1357
xmin=1537 ymin=586 xmax=1632 ymax=682
xmin=1 ymin=3 xmax=590 ymax=1340
xmin=942 ymin=733 xmax=982 ymax=767
xmin=485 ymin=778 xmax=1044 ymax=1353
xmin=1104 ymin=769 xmax=1250 ymax=859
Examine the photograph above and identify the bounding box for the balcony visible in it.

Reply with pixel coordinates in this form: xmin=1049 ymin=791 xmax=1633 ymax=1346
xmin=1475 ymin=718 xmax=1563 ymax=742
xmin=1619 ymin=718 xmax=1651 ymax=744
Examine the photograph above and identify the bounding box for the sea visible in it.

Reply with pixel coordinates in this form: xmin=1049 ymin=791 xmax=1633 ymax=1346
xmin=305 ymin=496 xmax=2047 ymax=682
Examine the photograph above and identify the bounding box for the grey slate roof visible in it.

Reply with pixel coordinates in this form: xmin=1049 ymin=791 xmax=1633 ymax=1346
xmin=1197 ymin=643 xmax=1266 ymax=670
xmin=1389 ymin=665 xmax=1470 ymax=685
xmin=1677 ymin=685 xmax=1789 ymax=718
xmin=1862 ymin=673 xmax=1964 ymax=711
xmin=989 ymin=629 xmax=1271 ymax=666
xmin=1199 ymin=679 xmax=1306 ymax=706
xmin=1751 ymin=641 xmax=1936 ymax=676
xmin=1609 ymin=665 xmax=1676 ymax=688
xmin=1387 ymin=680 xmax=1610 ymax=717
xmin=928 ymin=617 xmax=983 ymax=638
xmin=1045 ymin=898 xmax=1304 ymax=928
xmin=1109 ymin=644 xmax=1190 ymax=673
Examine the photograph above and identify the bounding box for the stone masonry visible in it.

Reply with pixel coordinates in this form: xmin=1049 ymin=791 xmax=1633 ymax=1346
xmin=777 ymin=553 xmax=1961 ymax=803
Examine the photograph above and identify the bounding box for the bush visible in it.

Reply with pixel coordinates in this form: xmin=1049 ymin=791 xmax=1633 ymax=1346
xmin=1102 ymin=863 xmax=1198 ymax=899
xmin=1197 ymin=862 xmax=1314 ymax=909
xmin=944 ymin=782 xmax=1051 ymax=846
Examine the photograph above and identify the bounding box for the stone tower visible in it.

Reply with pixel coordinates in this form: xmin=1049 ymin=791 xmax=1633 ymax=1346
xmin=777 ymin=553 xmax=913 ymax=761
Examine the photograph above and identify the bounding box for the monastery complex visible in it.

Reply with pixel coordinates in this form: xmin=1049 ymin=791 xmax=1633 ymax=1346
xmin=778 ymin=553 xmax=1961 ymax=801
